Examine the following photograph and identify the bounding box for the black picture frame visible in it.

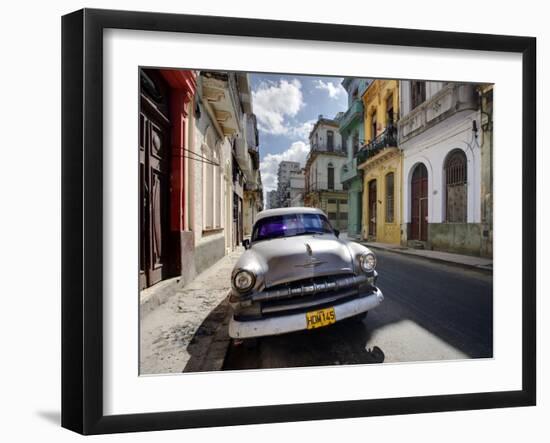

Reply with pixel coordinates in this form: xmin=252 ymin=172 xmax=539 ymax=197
xmin=61 ymin=8 xmax=536 ymax=435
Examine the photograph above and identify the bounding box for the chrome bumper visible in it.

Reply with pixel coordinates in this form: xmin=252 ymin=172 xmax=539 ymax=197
xmin=228 ymin=288 xmax=384 ymax=339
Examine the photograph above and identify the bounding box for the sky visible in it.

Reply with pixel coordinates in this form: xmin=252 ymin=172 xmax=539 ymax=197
xmin=249 ymin=73 xmax=349 ymax=201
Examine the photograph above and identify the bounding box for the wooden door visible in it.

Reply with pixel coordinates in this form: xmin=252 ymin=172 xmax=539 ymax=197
xmin=411 ymin=163 xmax=428 ymax=241
xmin=368 ymin=180 xmax=377 ymax=237
xmin=139 ymin=106 xmax=170 ymax=289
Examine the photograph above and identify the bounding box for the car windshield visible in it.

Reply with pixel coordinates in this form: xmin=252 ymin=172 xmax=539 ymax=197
xmin=252 ymin=213 xmax=334 ymax=242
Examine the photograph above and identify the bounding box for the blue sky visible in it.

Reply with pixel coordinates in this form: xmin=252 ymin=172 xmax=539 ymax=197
xmin=249 ymin=73 xmax=349 ymax=197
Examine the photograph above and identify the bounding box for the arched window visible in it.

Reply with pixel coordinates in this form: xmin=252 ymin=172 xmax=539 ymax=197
xmin=385 ymin=172 xmax=395 ymax=223
xmin=327 ymin=162 xmax=335 ymax=190
xmin=445 ymin=150 xmax=467 ymax=222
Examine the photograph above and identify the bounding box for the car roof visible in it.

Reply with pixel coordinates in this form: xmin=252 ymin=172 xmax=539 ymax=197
xmin=254 ymin=207 xmax=327 ymax=223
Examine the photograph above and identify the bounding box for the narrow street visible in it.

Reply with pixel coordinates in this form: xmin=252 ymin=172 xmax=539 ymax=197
xmin=223 ymin=249 xmax=493 ymax=370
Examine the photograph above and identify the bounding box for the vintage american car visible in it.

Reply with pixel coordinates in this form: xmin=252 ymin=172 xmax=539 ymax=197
xmin=228 ymin=207 xmax=384 ymax=339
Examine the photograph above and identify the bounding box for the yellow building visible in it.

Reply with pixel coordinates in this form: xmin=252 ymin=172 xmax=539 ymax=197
xmin=358 ymin=80 xmax=402 ymax=244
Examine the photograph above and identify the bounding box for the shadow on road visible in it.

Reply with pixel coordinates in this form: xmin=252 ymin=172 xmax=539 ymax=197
xmin=182 ymin=297 xmax=232 ymax=373
xmin=223 ymin=316 xmax=385 ymax=371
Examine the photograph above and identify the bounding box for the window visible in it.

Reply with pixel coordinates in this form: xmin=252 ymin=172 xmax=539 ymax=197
xmin=327 ymin=163 xmax=335 ymax=190
xmin=202 ymin=137 xmax=222 ymax=230
xmin=445 ymin=150 xmax=467 ymax=223
xmin=327 ymin=130 xmax=334 ymax=151
xmin=371 ymin=112 xmax=377 ymax=140
xmin=411 ymin=81 xmax=426 ymax=110
xmin=353 ymin=133 xmax=359 ymax=155
xmin=385 ymin=172 xmax=395 ymax=223
xmin=203 ymin=145 xmax=214 ymax=229
xmin=386 ymin=94 xmax=394 ymax=123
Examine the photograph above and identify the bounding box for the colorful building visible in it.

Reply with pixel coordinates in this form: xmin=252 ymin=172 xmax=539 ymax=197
xmin=139 ymin=68 xmax=197 ymax=290
xmin=358 ymin=79 xmax=402 ymax=244
xmin=139 ymin=69 xmax=263 ymax=294
xmin=338 ymin=78 xmax=371 ymax=239
xmin=398 ymin=81 xmax=489 ymax=256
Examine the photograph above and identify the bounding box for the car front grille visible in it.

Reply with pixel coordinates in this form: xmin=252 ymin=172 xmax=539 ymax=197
xmin=252 ymin=273 xmax=369 ymax=303
xmin=247 ymin=273 xmax=374 ymax=318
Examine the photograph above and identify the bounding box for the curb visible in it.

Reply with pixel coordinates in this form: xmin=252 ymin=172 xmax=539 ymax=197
xmin=363 ymin=244 xmax=493 ymax=273
xmin=139 ymin=277 xmax=182 ymax=321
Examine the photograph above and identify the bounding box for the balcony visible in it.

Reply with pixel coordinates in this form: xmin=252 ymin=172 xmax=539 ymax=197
xmin=357 ymin=124 xmax=398 ymax=166
xmin=340 ymin=157 xmax=362 ymax=183
xmin=310 ymin=142 xmax=344 ymax=153
xmin=306 ymin=181 xmax=343 ymax=193
xmin=338 ymin=100 xmax=363 ymax=133
xmin=399 ymin=83 xmax=477 ymax=143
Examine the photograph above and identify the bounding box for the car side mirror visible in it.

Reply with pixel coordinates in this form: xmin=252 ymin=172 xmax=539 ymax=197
xmin=333 ymin=229 xmax=340 ymax=238
xmin=242 ymin=239 xmax=250 ymax=249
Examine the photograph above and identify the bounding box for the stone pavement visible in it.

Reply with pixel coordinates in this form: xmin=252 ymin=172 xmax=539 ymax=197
xmin=359 ymin=241 xmax=493 ymax=271
xmin=140 ymin=248 xmax=242 ymax=375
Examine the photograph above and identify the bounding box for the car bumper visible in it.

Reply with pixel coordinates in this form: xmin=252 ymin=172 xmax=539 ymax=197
xmin=228 ymin=288 xmax=384 ymax=339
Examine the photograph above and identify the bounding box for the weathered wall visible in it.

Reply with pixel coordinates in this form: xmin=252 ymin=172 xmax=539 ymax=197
xmin=428 ymin=223 xmax=484 ymax=257
xmin=310 ymin=154 xmax=348 ymax=191
xmin=194 ymin=233 xmax=226 ymax=276
xmin=363 ymin=79 xmax=400 ymax=141
xmin=401 ymin=110 xmax=481 ymax=226
xmin=361 ymin=149 xmax=402 ymax=244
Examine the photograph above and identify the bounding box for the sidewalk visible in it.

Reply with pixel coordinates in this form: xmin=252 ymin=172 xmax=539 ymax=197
xmin=140 ymin=248 xmax=242 ymax=375
xmin=359 ymin=241 xmax=493 ymax=271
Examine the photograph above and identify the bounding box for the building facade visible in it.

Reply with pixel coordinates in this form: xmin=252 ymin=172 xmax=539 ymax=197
xmin=339 ymin=78 xmax=371 ymax=239
xmin=277 ymin=161 xmax=301 ymax=207
xmin=266 ymin=190 xmax=279 ymax=209
xmin=139 ymin=68 xmax=197 ymax=291
xmin=398 ymin=81 xmax=489 ymax=256
xmin=139 ymin=68 xmax=262 ymax=292
xmin=289 ymin=169 xmax=305 ymax=207
xmin=304 ymin=116 xmax=348 ymax=231
xmin=358 ymin=79 xmax=402 ymax=244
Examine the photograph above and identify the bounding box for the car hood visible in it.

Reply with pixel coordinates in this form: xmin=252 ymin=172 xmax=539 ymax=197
xmin=248 ymin=234 xmax=354 ymax=288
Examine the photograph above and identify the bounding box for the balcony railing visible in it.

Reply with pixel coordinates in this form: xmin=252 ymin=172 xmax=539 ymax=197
xmin=398 ymin=83 xmax=477 ymax=143
xmin=310 ymin=143 xmax=343 ymax=153
xmin=338 ymin=100 xmax=363 ymax=132
xmin=340 ymin=157 xmax=361 ymax=183
xmin=306 ymin=181 xmax=342 ymax=193
xmin=357 ymin=124 xmax=398 ymax=165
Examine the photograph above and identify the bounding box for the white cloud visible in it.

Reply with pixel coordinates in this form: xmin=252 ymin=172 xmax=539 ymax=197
xmin=289 ymin=119 xmax=315 ymax=141
xmin=314 ymin=79 xmax=345 ymax=100
xmin=260 ymin=141 xmax=309 ymax=199
xmin=252 ymin=79 xmax=304 ymax=135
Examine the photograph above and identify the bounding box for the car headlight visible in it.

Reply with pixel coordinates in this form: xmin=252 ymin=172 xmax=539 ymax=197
xmin=359 ymin=253 xmax=377 ymax=272
xmin=233 ymin=270 xmax=256 ymax=293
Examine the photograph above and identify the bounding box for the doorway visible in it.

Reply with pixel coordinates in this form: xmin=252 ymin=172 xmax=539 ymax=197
xmin=411 ymin=163 xmax=428 ymax=241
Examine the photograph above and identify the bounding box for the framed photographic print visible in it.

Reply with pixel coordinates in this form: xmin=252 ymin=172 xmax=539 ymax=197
xmin=61 ymin=8 xmax=536 ymax=435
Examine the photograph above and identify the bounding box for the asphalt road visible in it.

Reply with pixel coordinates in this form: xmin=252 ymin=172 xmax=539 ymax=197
xmin=223 ymin=249 xmax=493 ymax=370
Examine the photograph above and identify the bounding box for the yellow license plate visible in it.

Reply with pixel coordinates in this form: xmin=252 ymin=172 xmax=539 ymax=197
xmin=306 ymin=307 xmax=336 ymax=329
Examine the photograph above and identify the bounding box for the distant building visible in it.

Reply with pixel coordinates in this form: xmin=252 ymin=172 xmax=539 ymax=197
xmin=277 ymin=160 xmax=301 ymax=207
xmin=266 ymin=190 xmax=279 ymax=209
xmin=289 ymin=169 xmax=305 ymax=207
xmin=304 ymin=115 xmax=348 ymax=231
